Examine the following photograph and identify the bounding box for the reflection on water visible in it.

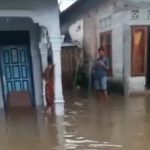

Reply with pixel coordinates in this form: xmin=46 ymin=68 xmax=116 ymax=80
xmin=0 ymin=92 xmax=150 ymax=150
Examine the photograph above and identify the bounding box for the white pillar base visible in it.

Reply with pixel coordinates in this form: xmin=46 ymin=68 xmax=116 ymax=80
xmin=55 ymin=103 xmax=65 ymax=116
xmin=55 ymin=99 xmax=65 ymax=103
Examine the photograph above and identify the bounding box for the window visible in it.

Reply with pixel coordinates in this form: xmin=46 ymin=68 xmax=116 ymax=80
xmin=131 ymin=26 xmax=147 ymax=76
xmin=100 ymin=31 xmax=112 ymax=76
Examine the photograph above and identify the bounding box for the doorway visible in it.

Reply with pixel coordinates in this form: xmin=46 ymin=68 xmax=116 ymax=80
xmin=131 ymin=26 xmax=150 ymax=89
xmin=0 ymin=31 xmax=34 ymax=108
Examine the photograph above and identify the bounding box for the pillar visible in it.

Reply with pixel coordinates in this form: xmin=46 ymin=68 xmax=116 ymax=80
xmin=50 ymin=35 xmax=64 ymax=104
xmin=39 ymin=27 xmax=49 ymax=106
xmin=38 ymin=15 xmax=64 ymax=115
xmin=123 ymin=24 xmax=131 ymax=96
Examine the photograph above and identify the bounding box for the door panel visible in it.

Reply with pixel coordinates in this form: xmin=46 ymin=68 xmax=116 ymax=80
xmin=0 ymin=45 xmax=34 ymax=106
xmin=131 ymin=26 xmax=148 ymax=76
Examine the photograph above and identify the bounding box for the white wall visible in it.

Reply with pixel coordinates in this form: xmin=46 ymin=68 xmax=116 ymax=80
xmin=97 ymin=1 xmax=150 ymax=92
xmin=83 ymin=11 xmax=97 ymax=59
xmin=97 ymin=5 xmax=124 ymax=79
xmin=69 ymin=19 xmax=84 ymax=48
xmin=96 ymin=0 xmax=150 ymax=93
xmin=61 ymin=0 xmax=150 ymax=93
xmin=121 ymin=7 xmax=150 ymax=93
xmin=61 ymin=0 xmax=124 ymax=79
xmin=112 ymin=12 xmax=124 ymax=79
xmin=0 ymin=0 xmax=60 ymax=36
xmin=129 ymin=77 xmax=146 ymax=92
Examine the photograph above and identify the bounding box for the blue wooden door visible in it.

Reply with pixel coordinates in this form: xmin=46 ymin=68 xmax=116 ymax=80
xmin=0 ymin=45 xmax=34 ymax=106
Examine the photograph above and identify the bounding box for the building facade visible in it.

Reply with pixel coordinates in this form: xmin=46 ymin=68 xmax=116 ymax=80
xmin=0 ymin=0 xmax=64 ymax=111
xmin=61 ymin=0 xmax=150 ymax=95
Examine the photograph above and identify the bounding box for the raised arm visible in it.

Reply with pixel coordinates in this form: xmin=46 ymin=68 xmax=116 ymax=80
xmin=101 ymin=58 xmax=109 ymax=71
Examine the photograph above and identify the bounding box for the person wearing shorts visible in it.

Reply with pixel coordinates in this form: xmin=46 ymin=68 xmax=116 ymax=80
xmin=93 ymin=47 xmax=109 ymax=100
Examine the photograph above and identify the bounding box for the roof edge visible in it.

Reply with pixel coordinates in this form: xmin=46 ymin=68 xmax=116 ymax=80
xmin=60 ymin=0 xmax=84 ymax=16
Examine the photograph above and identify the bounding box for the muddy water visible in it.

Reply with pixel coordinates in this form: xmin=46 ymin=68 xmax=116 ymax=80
xmin=0 ymin=93 xmax=150 ymax=150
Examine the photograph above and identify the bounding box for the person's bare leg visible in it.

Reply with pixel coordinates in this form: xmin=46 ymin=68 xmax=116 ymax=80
xmin=102 ymin=90 xmax=108 ymax=101
xmin=96 ymin=90 xmax=100 ymax=100
xmin=46 ymin=106 xmax=52 ymax=114
xmin=98 ymin=91 xmax=101 ymax=100
xmin=41 ymin=106 xmax=50 ymax=114
xmin=99 ymin=91 xmax=104 ymax=101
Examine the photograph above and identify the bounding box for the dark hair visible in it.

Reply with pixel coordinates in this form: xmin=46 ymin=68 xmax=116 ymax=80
xmin=98 ymin=47 xmax=104 ymax=52
xmin=47 ymin=55 xmax=53 ymax=65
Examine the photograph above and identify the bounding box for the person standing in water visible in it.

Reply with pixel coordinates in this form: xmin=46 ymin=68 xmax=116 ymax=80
xmin=93 ymin=47 xmax=109 ymax=101
xmin=42 ymin=55 xmax=54 ymax=114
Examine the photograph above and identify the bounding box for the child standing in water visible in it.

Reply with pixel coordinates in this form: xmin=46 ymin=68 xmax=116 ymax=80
xmin=42 ymin=56 xmax=54 ymax=114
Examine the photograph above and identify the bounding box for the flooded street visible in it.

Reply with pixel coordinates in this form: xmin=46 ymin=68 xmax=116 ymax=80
xmin=0 ymin=92 xmax=150 ymax=150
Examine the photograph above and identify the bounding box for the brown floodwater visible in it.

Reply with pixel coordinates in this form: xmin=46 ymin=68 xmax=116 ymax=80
xmin=0 ymin=91 xmax=150 ymax=150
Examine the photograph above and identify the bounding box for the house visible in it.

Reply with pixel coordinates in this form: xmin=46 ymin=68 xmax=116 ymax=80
xmin=60 ymin=0 xmax=150 ymax=95
xmin=0 ymin=0 xmax=64 ymax=111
